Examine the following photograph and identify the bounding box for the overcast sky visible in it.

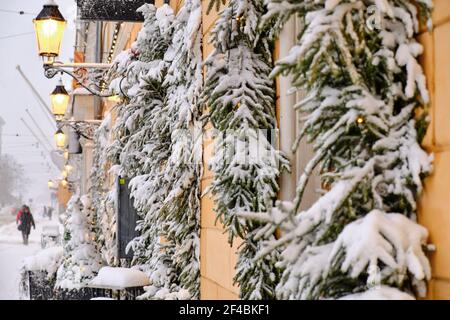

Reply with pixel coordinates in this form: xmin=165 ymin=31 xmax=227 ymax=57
xmin=0 ymin=0 xmax=76 ymax=205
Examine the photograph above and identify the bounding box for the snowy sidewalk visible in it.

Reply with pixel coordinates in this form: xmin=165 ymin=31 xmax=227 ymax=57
xmin=0 ymin=217 xmax=61 ymax=300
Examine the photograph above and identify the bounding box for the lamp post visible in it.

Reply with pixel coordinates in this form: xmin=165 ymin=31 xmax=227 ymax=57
xmin=33 ymin=0 xmax=66 ymax=61
xmin=54 ymin=128 xmax=66 ymax=149
xmin=33 ymin=1 xmax=114 ymax=97
xmin=64 ymin=163 xmax=73 ymax=173
xmin=50 ymin=79 xmax=70 ymax=120
xmin=55 ymin=119 xmax=101 ymax=141
xmin=61 ymin=178 xmax=68 ymax=188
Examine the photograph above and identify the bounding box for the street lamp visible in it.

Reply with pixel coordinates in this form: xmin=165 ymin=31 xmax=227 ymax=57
xmin=107 ymin=95 xmax=123 ymax=103
xmin=54 ymin=128 xmax=65 ymax=148
xmin=64 ymin=149 xmax=69 ymax=160
xmin=50 ymin=79 xmax=70 ymax=120
xmin=61 ymin=170 xmax=68 ymax=179
xmin=48 ymin=180 xmax=54 ymax=188
xmin=33 ymin=0 xmax=66 ymax=61
xmin=65 ymin=163 xmax=73 ymax=172
xmin=33 ymin=1 xmax=114 ymax=97
xmin=61 ymin=178 xmax=68 ymax=188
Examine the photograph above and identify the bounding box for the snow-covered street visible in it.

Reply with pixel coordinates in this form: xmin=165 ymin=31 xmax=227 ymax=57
xmin=0 ymin=216 xmax=60 ymax=300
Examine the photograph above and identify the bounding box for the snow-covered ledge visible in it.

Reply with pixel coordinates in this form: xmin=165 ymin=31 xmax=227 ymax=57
xmin=88 ymin=267 xmax=150 ymax=290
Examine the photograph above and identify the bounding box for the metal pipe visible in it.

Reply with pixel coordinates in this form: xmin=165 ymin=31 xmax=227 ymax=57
xmin=20 ymin=118 xmax=51 ymax=154
xmin=15 ymin=65 xmax=56 ymax=127
xmin=25 ymin=108 xmax=53 ymax=149
xmin=21 ymin=118 xmax=61 ymax=172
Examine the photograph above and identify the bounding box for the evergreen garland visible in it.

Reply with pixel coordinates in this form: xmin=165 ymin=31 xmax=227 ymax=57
xmin=109 ymin=4 xmax=178 ymax=296
xmin=90 ymin=114 xmax=118 ymax=266
xmin=161 ymin=0 xmax=203 ymax=298
xmin=244 ymin=0 xmax=434 ymax=299
xmin=106 ymin=3 xmax=203 ymax=299
xmin=55 ymin=194 xmax=102 ymax=290
xmin=203 ymin=0 xmax=290 ymax=299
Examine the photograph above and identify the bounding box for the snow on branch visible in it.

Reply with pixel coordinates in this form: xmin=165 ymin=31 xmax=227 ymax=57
xmin=247 ymin=0 xmax=434 ymax=299
xmin=329 ymin=210 xmax=431 ymax=283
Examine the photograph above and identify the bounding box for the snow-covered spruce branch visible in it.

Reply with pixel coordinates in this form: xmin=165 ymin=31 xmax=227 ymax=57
xmin=90 ymin=114 xmax=118 ymax=266
xmin=55 ymin=195 xmax=102 ymax=291
xmin=243 ymin=0 xmax=434 ymax=299
xmin=108 ymin=4 xmax=179 ymax=298
xmin=106 ymin=2 xmax=203 ymax=299
xmin=203 ymin=0 xmax=290 ymax=299
xmin=156 ymin=0 xmax=203 ymax=299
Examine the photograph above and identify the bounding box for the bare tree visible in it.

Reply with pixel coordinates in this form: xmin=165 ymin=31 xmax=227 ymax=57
xmin=0 ymin=155 xmax=28 ymax=207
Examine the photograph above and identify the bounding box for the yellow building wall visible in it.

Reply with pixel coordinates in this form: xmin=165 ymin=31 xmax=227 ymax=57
xmin=57 ymin=183 xmax=72 ymax=206
xmin=417 ymin=0 xmax=450 ymax=300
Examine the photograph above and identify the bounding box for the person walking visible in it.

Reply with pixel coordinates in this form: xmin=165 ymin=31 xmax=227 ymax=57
xmin=16 ymin=205 xmax=35 ymax=245
xmin=47 ymin=206 xmax=53 ymax=220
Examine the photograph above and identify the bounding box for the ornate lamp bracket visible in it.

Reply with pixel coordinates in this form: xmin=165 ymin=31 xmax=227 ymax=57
xmin=44 ymin=62 xmax=113 ymax=97
xmin=57 ymin=119 xmax=102 ymax=141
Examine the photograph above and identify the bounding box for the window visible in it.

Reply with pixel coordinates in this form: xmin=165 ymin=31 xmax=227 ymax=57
xmin=117 ymin=177 xmax=140 ymax=260
xmin=277 ymin=17 xmax=320 ymax=210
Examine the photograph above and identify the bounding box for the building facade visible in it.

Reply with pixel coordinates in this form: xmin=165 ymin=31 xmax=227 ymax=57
xmin=417 ymin=0 xmax=450 ymax=300
xmin=64 ymin=0 xmax=450 ymax=299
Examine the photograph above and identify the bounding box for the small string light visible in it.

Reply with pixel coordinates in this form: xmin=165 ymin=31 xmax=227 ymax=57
xmin=323 ymin=181 xmax=331 ymax=191
xmin=99 ymin=80 xmax=107 ymax=92
xmin=235 ymin=15 xmax=245 ymax=25
xmin=356 ymin=116 xmax=365 ymax=124
xmin=106 ymin=23 xmax=121 ymax=64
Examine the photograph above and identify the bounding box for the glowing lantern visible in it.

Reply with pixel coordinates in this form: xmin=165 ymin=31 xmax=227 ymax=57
xmin=33 ymin=0 xmax=66 ymax=59
xmin=50 ymin=80 xmax=70 ymax=119
xmin=54 ymin=128 xmax=66 ymax=148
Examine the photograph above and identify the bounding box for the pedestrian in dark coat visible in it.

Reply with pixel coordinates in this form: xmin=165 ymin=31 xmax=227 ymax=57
xmin=16 ymin=205 xmax=35 ymax=245
xmin=47 ymin=206 xmax=53 ymax=220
